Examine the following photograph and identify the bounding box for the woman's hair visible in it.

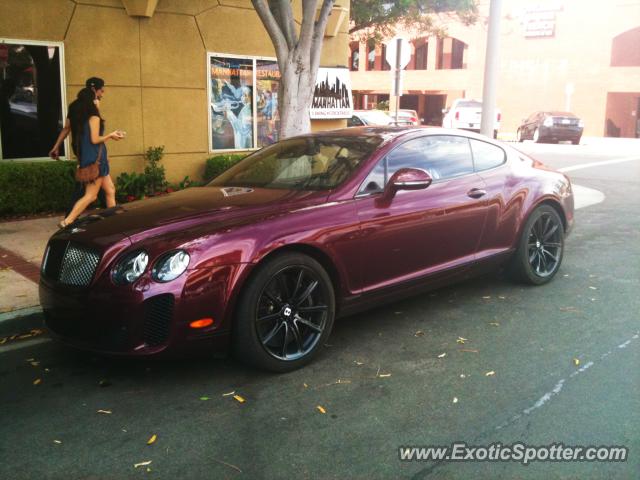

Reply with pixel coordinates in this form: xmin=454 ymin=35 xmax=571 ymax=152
xmin=69 ymin=87 xmax=101 ymax=156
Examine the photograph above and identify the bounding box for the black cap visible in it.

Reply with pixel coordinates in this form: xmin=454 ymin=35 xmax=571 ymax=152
xmin=85 ymin=77 xmax=105 ymax=90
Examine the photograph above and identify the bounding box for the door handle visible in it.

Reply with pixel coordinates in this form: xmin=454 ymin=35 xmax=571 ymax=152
xmin=467 ymin=188 xmax=486 ymax=199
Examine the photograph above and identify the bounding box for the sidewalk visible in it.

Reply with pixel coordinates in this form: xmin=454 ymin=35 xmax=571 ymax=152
xmin=0 ymin=216 xmax=60 ymax=315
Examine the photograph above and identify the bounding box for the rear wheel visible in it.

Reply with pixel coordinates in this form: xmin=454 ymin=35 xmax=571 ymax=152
xmin=572 ymin=137 xmax=581 ymax=145
xmin=233 ymin=253 xmax=335 ymax=372
xmin=533 ymin=128 xmax=542 ymax=143
xmin=510 ymin=205 xmax=564 ymax=285
xmin=516 ymin=129 xmax=524 ymax=142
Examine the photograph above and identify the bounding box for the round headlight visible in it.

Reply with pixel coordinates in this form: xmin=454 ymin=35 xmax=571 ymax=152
xmin=152 ymin=250 xmax=190 ymax=282
xmin=112 ymin=250 xmax=148 ymax=285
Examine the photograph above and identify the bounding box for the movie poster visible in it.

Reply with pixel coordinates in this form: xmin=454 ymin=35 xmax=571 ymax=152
xmin=210 ymin=56 xmax=254 ymax=150
xmin=256 ymin=60 xmax=280 ymax=148
xmin=310 ymin=67 xmax=353 ymax=119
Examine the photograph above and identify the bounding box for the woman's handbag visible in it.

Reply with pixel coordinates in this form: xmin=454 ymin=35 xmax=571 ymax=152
xmin=75 ymin=144 xmax=103 ymax=185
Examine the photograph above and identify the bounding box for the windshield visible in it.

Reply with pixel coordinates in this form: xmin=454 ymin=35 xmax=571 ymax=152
xmin=208 ymin=135 xmax=383 ymax=190
xmin=457 ymin=100 xmax=482 ymax=108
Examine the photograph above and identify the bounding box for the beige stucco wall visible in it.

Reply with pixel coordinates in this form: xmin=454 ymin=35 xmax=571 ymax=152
xmin=0 ymin=0 xmax=350 ymax=180
xmin=350 ymin=0 xmax=640 ymax=137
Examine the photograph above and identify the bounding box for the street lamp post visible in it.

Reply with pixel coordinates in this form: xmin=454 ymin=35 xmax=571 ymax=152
xmin=480 ymin=0 xmax=503 ymax=138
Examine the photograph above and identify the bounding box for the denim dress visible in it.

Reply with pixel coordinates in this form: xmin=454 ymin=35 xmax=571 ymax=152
xmin=79 ymin=120 xmax=109 ymax=177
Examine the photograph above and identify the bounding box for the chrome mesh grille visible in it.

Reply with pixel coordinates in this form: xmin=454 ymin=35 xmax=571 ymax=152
xmin=58 ymin=244 xmax=100 ymax=287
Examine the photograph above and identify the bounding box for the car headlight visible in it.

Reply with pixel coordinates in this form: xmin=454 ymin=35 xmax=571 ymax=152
xmin=578 ymin=119 xmax=584 ymax=128
xmin=112 ymin=250 xmax=149 ymax=285
xmin=152 ymin=250 xmax=190 ymax=282
xmin=543 ymin=116 xmax=553 ymax=127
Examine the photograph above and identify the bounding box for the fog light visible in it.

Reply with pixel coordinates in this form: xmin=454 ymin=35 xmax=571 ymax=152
xmin=190 ymin=318 xmax=214 ymax=329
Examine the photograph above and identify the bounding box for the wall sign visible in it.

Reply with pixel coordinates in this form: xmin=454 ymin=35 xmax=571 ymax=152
xmin=310 ymin=67 xmax=353 ymax=119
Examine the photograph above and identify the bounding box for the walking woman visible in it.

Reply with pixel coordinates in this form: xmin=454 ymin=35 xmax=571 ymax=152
xmin=58 ymin=87 xmax=123 ymax=228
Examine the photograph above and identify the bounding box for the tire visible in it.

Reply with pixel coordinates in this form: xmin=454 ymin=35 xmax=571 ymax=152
xmin=493 ymin=130 xmax=498 ymax=139
xmin=516 ymin=129 xmax=524 ymax=142
xmin=509 ymin=205 xmax=564 ymax=285
xmin=533 ymin=128 xmax=542 ymax=143
xmin=571 ymin=137 xmax=581 ymax=145
xmin=233 ymin=252 xmax=335 ymax=372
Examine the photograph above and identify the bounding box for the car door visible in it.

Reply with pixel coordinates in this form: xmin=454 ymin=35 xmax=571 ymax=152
xmin=354 ymin=134 xmax=489 ymax=293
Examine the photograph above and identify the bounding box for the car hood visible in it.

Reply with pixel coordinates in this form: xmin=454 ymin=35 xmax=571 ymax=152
xmin=57 ymin=186 xmax=329 ymax=245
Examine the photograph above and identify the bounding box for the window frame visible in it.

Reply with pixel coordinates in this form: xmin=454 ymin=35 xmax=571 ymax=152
xmin=0 ymin=37 xmax=68 ymax=162
xmin=468 ymin=138 xmax=507 ymax=173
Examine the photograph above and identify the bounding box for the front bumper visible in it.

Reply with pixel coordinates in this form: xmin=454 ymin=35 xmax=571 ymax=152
xmin=39 ymin=264 xmax=243 ymax=357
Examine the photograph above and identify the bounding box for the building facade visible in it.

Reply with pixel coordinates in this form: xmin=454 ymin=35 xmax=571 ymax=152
xmin=349 ymin=0 xmax=640 ymax=138
xmin=0 ymin=0 xmax=350 ymax=180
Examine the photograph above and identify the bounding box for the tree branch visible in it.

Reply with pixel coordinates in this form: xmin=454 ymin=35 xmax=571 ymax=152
xmin=298 ymin=0 xmax=319 ymax=56
xmin=272 ymin=0 xmax=297 ymax=50
xmin=310 ymin=0 xmax=335 ymax=74
xmin=251 ymin=0 xmax=289 ymax=70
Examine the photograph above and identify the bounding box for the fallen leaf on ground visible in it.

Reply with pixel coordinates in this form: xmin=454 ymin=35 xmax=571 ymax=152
xmin=98 ymin=379 xmax=112 ymax=387
xmin=147 ymin=434 xmax=157 ymax=445
xmin=97 ymin=409 xmax=112 ymax=414
xmin=414 ymin=330 xmax=425 ymax=337
xmin=134 ymin=461 xmax=152 ymax=469
xmin=33 ymin=378 xmax=41 ymax=385
xmin=53 ymin=440 xmax=62 ymax=444
xmin=460 ymin=374 xmax=467 ymax=378
xmin=200 ymin=396 xmax=210 ymax=401
xmin=482 ymin=296 xmax=491 ymax=299
xmin=456 ymin=337 xmax=467 ymax=344
xmin=394 ymin=311 xmax=403 ymax=315
xmin=498 ymin=296 xmax=506 ymax=300
xmin=452 ymin=397 xmax=459 ymax=404
xmin=485 ymin=371 xmax=496 ymax=376
xmin=354 ymin=361 xmax=364 ymax=365
xmin=378 ymin=374 xmax=391 ymax=378
xmin=316 ymin=405 xmax=326 ymax=414
xmin=437 ymin=353 xmax=447 ymax=358
xmin=560 ymin=307 xmax=580 ymax=312
xmin=213 ymin=459 xmax=242 ymax=473
xmin=0 ymin=338 xmax=7 ymax=345
xmin=460 ymin=349 xmax=479 ymax=353
xmin=489 ymin=322 xmax=500 ymax=327
xmin=573 ymin=358 xmax=580 ymax=366
xmin=589 ymin=286 xmax=597 ymax=290
xmin=233 ymin=395 xmax=245 ymax=403
xmin=303 ymin=383 xmax=308 ymax=388
xmin=222 ymin=391 xmax=235 ymax=396
xmin=30 ymin=361 xmax=40 ymax=367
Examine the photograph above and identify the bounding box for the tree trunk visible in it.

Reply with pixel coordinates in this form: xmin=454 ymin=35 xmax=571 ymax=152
xmin=278 ymin=51 xmax=315 ymax=138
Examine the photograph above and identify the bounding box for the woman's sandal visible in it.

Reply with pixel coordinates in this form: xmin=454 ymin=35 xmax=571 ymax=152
xmin=57 ymin=220 xmax=68 ymax=230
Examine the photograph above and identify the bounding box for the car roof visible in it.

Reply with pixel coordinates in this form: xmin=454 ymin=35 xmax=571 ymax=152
xmin=543 ymin=111 xmax=578 ymax=117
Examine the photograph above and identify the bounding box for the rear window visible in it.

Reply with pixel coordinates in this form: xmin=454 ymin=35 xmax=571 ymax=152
xmin=457 ymin=100 xmax=482 ymax=108
xmin=469 ymin=139 xmax=506 ymax=171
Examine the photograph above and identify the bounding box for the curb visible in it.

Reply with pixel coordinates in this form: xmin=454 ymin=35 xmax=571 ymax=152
xmin=0 ymin=306 xmax=43 ymax=323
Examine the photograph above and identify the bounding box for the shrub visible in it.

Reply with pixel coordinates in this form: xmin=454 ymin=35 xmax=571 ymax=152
xmin=204 ymin=154 xmax=246 ymax=182
xmin=0 ymin=161 xmax=76 ymax=215
xmin=143 ymin=145 xmax=167 ymax=195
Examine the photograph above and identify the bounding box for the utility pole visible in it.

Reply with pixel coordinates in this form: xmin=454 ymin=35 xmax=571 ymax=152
xmin=480 ymin=0 xmax=502 ymax=138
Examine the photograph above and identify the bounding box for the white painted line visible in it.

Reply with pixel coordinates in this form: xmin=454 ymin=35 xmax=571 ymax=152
xmin=558 ymin=156 xmax=640 ymax=173
xmin=0 ymin=306 xmax=42 ymax=323
xmin=572 ymin=184 xmax=605 ymax=210
xmin=0 ymin=337 xmax=51 ymax=353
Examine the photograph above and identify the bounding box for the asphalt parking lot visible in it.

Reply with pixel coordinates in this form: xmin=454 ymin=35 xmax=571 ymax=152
xmin=0 ymin=139 xmax=638 ymax=479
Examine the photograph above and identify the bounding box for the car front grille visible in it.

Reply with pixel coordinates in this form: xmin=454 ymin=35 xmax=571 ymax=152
xmin=42 ymin=241 xmax=101 ymax=287
xmin=143 ymin=294 xmax=174 ymax=346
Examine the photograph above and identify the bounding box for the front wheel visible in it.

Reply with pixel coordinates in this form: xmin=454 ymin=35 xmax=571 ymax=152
xmin=509 ymin=205 xmax=564 ymax=285
xmin=233 ymin=253 xmax=335 ymax=372
xmin=533 ymin=128 xmax=542 ymax=143
xmin=516 ymin=129 xmax=524 ymax=142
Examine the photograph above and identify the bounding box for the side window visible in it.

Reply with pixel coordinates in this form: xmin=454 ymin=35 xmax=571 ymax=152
xmin=469 ymin=139 xmax=506 ymax=171
xmin=348 ymin=116 xmax=363 ymax=127
xmin=358 ymin=135 xmax=473 ymax=194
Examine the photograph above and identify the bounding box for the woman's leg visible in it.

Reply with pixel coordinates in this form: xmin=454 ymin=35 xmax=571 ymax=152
xmin=63 ymin=178 xmax=103 ymax=225
xmin=101 ymin=174 xmax=116 ymax=208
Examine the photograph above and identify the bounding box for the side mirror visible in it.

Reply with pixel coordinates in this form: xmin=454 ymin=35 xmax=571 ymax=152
xmin=381 ymin=168 xmax=433 ymax=202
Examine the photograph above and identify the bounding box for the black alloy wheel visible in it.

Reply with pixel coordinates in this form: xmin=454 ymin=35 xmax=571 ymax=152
xmin=510 ymin=205 xmax=564 ymax=285
xmin=234 ymin=253 xmax=335 ymax=372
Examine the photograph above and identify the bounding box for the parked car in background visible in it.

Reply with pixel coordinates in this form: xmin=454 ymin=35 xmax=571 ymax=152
xmin=347 ymin=109 xmax=394 ymax=127
xmin=442 ymin=99 xmax=501 ymax=138
xmin=389 ymin=109 xmax=421 ymax=126
xmin=517 ymin=111 xmax=584 ymax=144
xmin=41 ymin=127 xmax=573 ymax=372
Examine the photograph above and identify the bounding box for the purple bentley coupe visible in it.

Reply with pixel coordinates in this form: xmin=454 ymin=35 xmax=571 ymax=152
xmin=40 ymin=127 xmax=574 ymax=371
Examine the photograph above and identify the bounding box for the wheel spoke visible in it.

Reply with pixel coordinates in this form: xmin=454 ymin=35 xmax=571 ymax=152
xmin=298 ymin=305 xmax=328 ymax=314
xmin=291 ymin=270 xmax=305 ymax=301
xmin=262 ymin=321 xmax=285 ymax=345
xmin=543 ymin=223 xmax=559 ymax=241
xmin=263 ymin=288 xmax=282 ymax=308
xmin=281 ymin=323 xmax=290 ymax=358
xmin=257 ymin=312 xmax=281 ymax=324
xmin=295 ymin=315 xmax=323 ymax=334
xmin=539 ymin=249 xmax=548 ymax=271
xmin=276 ymin=274 xmax=291 ymax=302
xmin=542 ymin=248 xmax=559 ymax=264
xmin=290 ymin=322 xmax=304 ymax=353
xmin=294 ymin=280 xmax=319 ymax=307
xmin=545 ymin=242 xmax=562 ymax=248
